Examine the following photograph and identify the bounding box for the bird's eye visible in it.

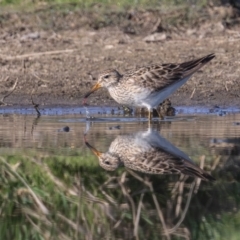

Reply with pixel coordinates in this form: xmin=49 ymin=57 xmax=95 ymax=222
xmin=104 ymin=160 xmax=110 ymax=165
xmin=104 ymin=75 xmax=110 ymax=79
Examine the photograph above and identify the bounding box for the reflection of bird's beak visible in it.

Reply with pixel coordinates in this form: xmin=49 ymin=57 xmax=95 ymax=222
xmin=85 ymin=139 xmax=102 ymax=157
xmin=84 ymin=82 xmax=102 ymax=99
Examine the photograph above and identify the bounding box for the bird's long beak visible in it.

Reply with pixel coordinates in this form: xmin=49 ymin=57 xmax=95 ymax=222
xmin=84 ymin=82 xmax=102 ymax=99
xmin=84 ymin=137 xmax=102 ymax=157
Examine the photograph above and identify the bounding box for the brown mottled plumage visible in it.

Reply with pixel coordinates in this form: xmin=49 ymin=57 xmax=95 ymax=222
xmin=85 ymin=129 xmax=215 ymax=181
xmin=84 ymin=53 xmax=215 ymax=120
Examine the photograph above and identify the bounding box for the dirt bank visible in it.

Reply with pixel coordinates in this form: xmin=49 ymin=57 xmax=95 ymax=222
xmin=0 ymin=4 xmax=240 ymax=109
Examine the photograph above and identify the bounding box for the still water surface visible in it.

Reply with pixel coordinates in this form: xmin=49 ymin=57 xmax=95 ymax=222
xmin=0 ymin=107 xmax=240 ymax=240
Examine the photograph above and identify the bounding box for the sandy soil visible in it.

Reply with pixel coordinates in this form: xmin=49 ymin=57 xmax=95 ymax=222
xmin=0 ymin=4 xmax=240 ymax=109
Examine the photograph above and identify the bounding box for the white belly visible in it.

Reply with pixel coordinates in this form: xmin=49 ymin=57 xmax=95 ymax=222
xmin=140 ymin=76 xmax=191 ymax=109
xmin=108 ymin=76 xmax=190 ymax=110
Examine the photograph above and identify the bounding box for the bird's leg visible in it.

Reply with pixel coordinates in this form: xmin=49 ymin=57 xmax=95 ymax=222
xmin=148 ymin=109 xmax=153 ymax=128
xmin=148 ymin=109 xmax=153 ymax=121
xmin=156 ymin=108 xmax=164 ymax=120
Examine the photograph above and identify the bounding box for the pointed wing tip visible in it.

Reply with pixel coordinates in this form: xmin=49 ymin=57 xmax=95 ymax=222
xmin=203 ymin=172 xmax=215 ymax=182
xmin=205 ymin=53 xmax=215 ymax=62
xmin=207 ymin=175 xmax=216 ymax=182
xmin=198 ymin=53 xmax=215 ymax=66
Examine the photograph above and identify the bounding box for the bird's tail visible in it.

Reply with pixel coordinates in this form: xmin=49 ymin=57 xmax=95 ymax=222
xmin=181 ymin=53 xmax=215 ymax=78
xmin=183 ymin=160 xmax=215 ymax=181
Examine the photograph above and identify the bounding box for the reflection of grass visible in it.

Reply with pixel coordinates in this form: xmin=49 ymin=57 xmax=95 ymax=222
xmin=0 ymin=153 xmax=240 ymax=239
xmin=217 ymin=212 xmax=240 ymax=240
xmin=190 ymin=211 xmax=240 ymax=240
xmin=0 ymin=154 xmax=114 ymax=239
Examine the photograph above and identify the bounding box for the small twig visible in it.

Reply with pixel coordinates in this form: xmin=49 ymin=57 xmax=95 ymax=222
xmin=149 ymin=182 xmax=170 ymax=240
xmin=163 ymin=181 xmax=195 ymax=235
xmin=0 ymin=76 xmax=9 ymax=82
xmin=0 ymin=78 xmax=18 ymax=106
xmin=31 ymin=116 xmax=41 ymax=137
xmin=76 ymin=174 xmax=81 ymax=239
xmin=113 ymin=211 xmax=127 ymax=229
xmin=126 ymin=170 xmax=170 ymax=240
xmin=211 ymin=155 xmax=221 ymax=171
xmin=25 ymin=215 xmax=44 ymax=235
xmin=57 ymin=213 xmax=85 ymax=234
xmin=119 ymin=171 xmax=137 ymax=227
xmin=172 ymin=231 xmax=191 ymax=240
xmin=170 ymin=175 xmax=187 ymax=201
xmin=0 ymin=49 xmax=79 ymax=60
xmin=99 ymin=187 xmax=118 ymax=206
xmin=151 ymin=17 xmax=162 ymax=33
xmin=224 ymin=82 xmax=228 ymax=92
xmin=134 ymin=193 xmax=144 ymax=238
xmin=79 ymin=188 xmax=91 ymax=238
xmin=30 ymin=97 xmax=41 ymax=135
xmin=31 ymin=72 xmax=50 ymax=83
xmin=175 ymin=180 xmax=184 ymax=217
xmin=190 ymin=87 xmax=196 ymax=99
xmin=194 ymin=155 xmax=205 ymax=194
xmin=31 ymin=90 xmax=41 ymax=117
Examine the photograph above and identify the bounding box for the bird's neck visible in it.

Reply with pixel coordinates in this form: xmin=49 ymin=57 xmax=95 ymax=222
xmin=107 ymin=83 xmax=125 ymax=101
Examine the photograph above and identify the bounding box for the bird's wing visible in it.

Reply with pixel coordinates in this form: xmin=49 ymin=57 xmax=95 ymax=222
xmin=124 ymin=148 xmax=184 ymax=174
xmin=138 ymin=130 xmax=193 ymax=163
xmin=124 ymin=53 xmax=215 ymax=92
xmin=124 ymin=148 xmax=214 ymax=181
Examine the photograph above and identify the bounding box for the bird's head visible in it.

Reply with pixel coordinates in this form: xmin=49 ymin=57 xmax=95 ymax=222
xmin=83 ymin=69 xmax=122 ymax=99
xmin=85 ymin=138 xmax=120 ymax=171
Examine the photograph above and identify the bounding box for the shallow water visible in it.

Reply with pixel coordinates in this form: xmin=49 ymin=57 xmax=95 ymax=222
xmin=1 ymin=107 xmax=240 ymax=240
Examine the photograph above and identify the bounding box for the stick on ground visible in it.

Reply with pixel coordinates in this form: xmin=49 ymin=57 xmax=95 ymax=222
xmin=31 ymin=92 xmax=41 ymax=117
xmin=0 ymin=78 xmax=18 ymax=106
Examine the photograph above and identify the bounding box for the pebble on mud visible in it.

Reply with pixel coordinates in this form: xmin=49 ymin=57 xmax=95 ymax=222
xmin=108 ymin=125 xmax=121 ymax=130
xmin=58 ymin=126 xmax=70 ymax=132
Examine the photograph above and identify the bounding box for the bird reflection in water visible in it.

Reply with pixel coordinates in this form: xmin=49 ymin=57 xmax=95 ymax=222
xmin=85 ymin=128 xmax=215 ymax=181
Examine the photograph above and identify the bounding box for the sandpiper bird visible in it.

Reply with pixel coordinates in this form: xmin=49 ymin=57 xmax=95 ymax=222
xmin=84 ymin=129 xmax=215 ymax=181
xmin=84 ymin=53 xmax=215 ymax=120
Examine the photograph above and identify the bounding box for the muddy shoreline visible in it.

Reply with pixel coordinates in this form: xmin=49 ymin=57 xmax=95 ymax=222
xmin=0 ymin=4 xmax=240 ymax=109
